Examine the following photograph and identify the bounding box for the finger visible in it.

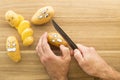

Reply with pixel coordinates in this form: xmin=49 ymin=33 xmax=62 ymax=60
xmin=37 ymin=46 xmax=43 ymax=57
xmin=70 ymin=50 xmax=74 ymax=56
xmin=36 ymin=37 xmax=41 ymax=54
xmin=36 ymin=35 xmax=43 ymax=48
xmin=77 ymin=44 xmax=89 ymax=55
xmin=89 ymin=47 xmax=97 ymax=54
xmin=74 ymin=49 xmax=84 ymax=64
xmin=35 ymin=46 xmax=38 ymax=54
xmin=60 ymin=45 xmax=71 ymax=59
xmin=41 ymin=32 xmax=54 ymax=55
xmin=37 ymin=34 xmax=44 ymax=57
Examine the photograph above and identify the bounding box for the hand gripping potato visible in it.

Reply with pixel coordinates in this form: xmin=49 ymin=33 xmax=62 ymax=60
xmin=6 ymin=36 xmax=21 ymax=62
xmin=31 ymin=6 xmax=55 ymax=25
xmin=47 ymin=32 xmax=68 ymax=47
xmin=5 ymin=10 xmax=34 ymax=46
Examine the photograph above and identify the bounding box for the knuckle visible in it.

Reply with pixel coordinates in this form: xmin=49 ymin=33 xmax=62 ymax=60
xmin=40 ymin=55 xmax=53 ymax=63
xmin=40 ymin=56 xmax=46 ymax=63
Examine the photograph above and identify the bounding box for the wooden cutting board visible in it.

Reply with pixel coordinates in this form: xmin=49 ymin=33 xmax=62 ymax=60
xmin=0 ymin=0 xmax=120 ymax=80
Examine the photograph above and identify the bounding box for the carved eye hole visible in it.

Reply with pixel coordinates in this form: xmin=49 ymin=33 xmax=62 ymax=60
xmin=45 ymin=14 xmax=49 ymax=18
xmin=42 ymin=8 xmax=48 ymax=14
xmin=7 ymin=40 xmax=16 ymax=52
xmin=52 ymin=39 xmax=55 ymax=42
xmin=38 ymin=8 xmax=49 ymax=19
xmin=7 ymin=19 xmax=11 ymax=22
xmin=12 ymin=43 xmax=16 ymax=47
xmin=12 ymin=41 xmax=16 ymax=46
xmin=7 ymin=16 xmax=14 ymax=22
xmin=38 ymin=15 xmax=43 ymax=19
xmin=53 ymin=34 xmax=58 ymax=37
xmin=57 ymin=38 xmax=62 ymax=43
xmin=42 ymin=10 xmax=46 ymax=14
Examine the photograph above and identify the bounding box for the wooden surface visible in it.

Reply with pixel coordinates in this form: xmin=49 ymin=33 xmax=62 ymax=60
xmin=0 ymin=0 xmax=120 ymax=80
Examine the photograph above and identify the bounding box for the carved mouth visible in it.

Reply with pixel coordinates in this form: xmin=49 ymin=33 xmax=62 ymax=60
xmin=7 ymin=47 xmax=16 ymax=52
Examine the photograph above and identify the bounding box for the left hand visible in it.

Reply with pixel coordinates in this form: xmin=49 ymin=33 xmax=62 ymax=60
xmin=36 ymin=32 xmax=71 ymax=80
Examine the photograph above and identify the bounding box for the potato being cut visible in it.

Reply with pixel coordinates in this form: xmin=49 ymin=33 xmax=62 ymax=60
xmin=47 ymin=32 xmax=68 ymax=47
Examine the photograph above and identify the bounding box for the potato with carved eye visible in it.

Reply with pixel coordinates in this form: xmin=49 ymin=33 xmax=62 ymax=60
xmin=5 ymin=10 xmax=24 ymax=28
xmin=47 ymin=32 xmax=68 ymax=47
xmin=31 ymin=6 xmax=55 ymax=25
xmin=6 ymin=36 xmax=21 ymax=62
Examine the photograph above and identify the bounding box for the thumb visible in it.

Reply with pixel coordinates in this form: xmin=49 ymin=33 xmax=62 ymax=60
xmin=60 ymin=45 xmax=71 ymax=59
xmin=74 ymin=49 xmax=84 ymax=63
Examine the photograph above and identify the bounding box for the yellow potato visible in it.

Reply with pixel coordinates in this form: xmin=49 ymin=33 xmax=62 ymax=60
xmin=47 ymin=32 xmax=68 ymax=47
xmin=18 ymin=14 xmax=24 ymax=22
xmin=31 ymin=6 xmax=55 ymax=25
xmin=6 ymin=36 xmax=21 ymax=62
xmin=21 ymin=27 xmax=33 ymax=40
xmin=23 ymin=36 xmax=34 ymax=46
xmin=15 ymin=14 xmax=24 ymax=29
xmin=5 ymin=10 xmax=34 ymax=47
xmin=5 ymin=10 xmax=21 ymax=27
xmin=17 ymin=20 xmax=30 ymax=35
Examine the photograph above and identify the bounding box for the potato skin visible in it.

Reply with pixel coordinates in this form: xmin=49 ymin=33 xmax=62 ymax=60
xmin=6 ymin=36 xmax=21 ymax=62
xmin=47 ymin=32 xmax=68 ymax=47
xmin=31 ymin=6 xmax=55 ymax=25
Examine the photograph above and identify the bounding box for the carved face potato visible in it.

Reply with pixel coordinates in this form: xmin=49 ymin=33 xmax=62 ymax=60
xmin=31 ymin=6 xmax=55 ymax=25
xmin=6 ymin=36 xmax=21 ymax=62
xmin=5 ymin=10 xmax=24 ymax=28
xmin=47 ymin=32 xmax=68 ymax=47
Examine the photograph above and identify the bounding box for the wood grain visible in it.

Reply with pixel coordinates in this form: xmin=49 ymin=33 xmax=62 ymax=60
xmin=0 ymin=0 xmax=120 ymax=80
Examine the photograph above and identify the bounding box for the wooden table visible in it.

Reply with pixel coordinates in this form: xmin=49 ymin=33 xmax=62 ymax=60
xmin=0 ymin=0 xmax=120 ymax=80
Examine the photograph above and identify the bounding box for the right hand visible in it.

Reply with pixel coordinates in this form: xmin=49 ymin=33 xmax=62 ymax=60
xmin=74 ymin=44 xmax=120 ymax=80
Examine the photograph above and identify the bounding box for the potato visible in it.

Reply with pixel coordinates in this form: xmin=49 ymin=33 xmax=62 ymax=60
xmin=5 ymin=10 xmax=22 ymax=28
xmin=17 ymin=20 xmax=30 ymax=35
xmin=31 ymin=6 xmax=55 ymax=25
xmin=6 ymin=36 xmax=21 ymax=62
xmin=23 ymin=36 xmax=34 ymax=46
xmin=21 ymin=27 xmax=33 ymax=41
xmin=5 ymin=10 xmax=34 ymax=46
xmin=47 ymin=32 xmax=68 ymax=47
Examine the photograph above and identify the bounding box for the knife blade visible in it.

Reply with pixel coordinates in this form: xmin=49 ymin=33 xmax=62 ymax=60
xmin=52 ymin=19 xmax=78 ymax=50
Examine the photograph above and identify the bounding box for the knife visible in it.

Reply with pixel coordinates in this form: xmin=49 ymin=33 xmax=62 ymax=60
xmin=52 ymin=19 xmax=78 ymax=50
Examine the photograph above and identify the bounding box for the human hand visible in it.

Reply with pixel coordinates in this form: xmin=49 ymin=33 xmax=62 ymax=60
xmin=36 ymin=32 xmax=71 ymax=80
xmin=74 ymin=44 xmax=120 ymax=80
